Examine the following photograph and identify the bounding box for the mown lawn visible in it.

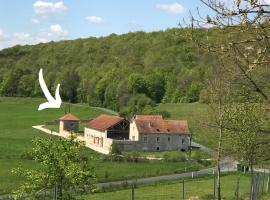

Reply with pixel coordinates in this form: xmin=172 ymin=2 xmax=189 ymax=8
xmin=0 ymin=98 xmax=210 ymax=194
xmin=80 ymin=173 xmax=270 ymax=200
xmin=156 ymin=103 xmax=218 ymax=149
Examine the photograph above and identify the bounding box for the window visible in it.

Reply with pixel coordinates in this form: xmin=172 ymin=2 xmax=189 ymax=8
xmin=156 ymin=129 xmax=160 ymax=132
xmin=70 ymin=123 xmax=74 ymax=127
xmin=156 ymin=137 xmax=160 ymax=143
xmin=168 ymin=136 xmax=171 ymax=143
xmin=182 ymin=138 xmax=185 ymax=145
xmin=156 ymin=146 xmax=160 ymax=151
xmin=143 ymin=136 xmax=148 ymax=143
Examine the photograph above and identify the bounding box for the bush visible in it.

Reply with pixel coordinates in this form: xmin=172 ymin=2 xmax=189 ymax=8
xmin=198 ymin=159 xmax=211 ymax=167
xmin=130 ymin=151 xmax=140 ymax=162
xmin=163 ymin=153 xmax=170 ymax=161
xmin=20 ymin=151 xmax=33 ymax=160
xmin=104 ymin=171 xmax=110 ymax=179
xmin=110 ymin=143 xmax=121 ymax=155
xmin=192 ymin=151 xmax=202 ymax=161
xmin=169 ymin=153 xmax=186 ymax=162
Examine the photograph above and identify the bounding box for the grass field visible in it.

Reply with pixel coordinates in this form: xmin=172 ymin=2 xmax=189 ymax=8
xmin=0 ymin=97 xmax=105 ymax=194
xmin=156 ymin=103 xmax=217 ymax=149
xmin=0 ymin=98 xmax=210 ymax=195
xmin=80 ymin=173 xmax=270 ymax=200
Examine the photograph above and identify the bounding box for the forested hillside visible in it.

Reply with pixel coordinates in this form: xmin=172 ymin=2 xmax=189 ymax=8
xmin=0 ymin=28 xmax=208 ymax=115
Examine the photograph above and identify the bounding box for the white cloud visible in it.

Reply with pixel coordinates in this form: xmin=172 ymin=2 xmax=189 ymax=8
xmin=85 ymin=16 xmax=104 ymax=24
xmin=156 ymin=2 xmax=185 ymax=14
xmin=49 ymin=24 xmax=67 ymax=36
xmin=0 ymin=29 xmax=9 ymax=41
xmin=0 ymin=25 xmax=68 ymax=50
xmin=14 ymin=32 xmax=31 ymax=41
xmin=31 ymin=18 xmax=40 ymax=24
xmin=36 ymin=24 xmax=68 ymax=43
xmin=33 ymin=1 xmax=67 ymax=16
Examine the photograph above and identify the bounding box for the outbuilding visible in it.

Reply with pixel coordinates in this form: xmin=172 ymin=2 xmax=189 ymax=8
xmin=59 ymin=113 xmax=80 ymax=134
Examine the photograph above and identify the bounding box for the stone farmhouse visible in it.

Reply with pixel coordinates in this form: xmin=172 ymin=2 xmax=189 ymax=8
xmin=130 ymin=115 xmax=191 ymax=151
xmin=59 ymin=113 xmax=191 ymax=154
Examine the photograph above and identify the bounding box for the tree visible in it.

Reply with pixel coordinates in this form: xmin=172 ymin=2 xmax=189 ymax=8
xmin=0 ymin=69 xmax=22 ymax=96
xmin=127 ymin=73 xmax=148 ymax=95
xmin=188 ymin=1 xmax=270 ymax=199
xmin=187 ymin=81 xmax=203 ymax=102
xmin=199 ymin=51 xmax=233 ymax=200
xmin=145 ymin=73 xmax=165 ymax=103
xmin=12 ymin=136 xmax=95 ymax=199
xmin=58 ymin=69 xmax=80 ymax=103
xmin=190 ymin=0 xmax=270 ymax=101
xmin=119 ymin=94 xmax=155 ymax=118
xmin=18 ymin=74 xmax=35 ymax=97
xmin=225 ymin=103 xmax=269 ymax=174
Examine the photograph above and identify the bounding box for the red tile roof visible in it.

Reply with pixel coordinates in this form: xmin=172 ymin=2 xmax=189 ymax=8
xmin=59 ymin=113 xmax=80 ymax=121
xmin=135 ymin=115 xmax=163 ymax=120
xmin=87 ymin=114 xmax=124 ymax=131
xmin=135 ymin=119 xmax=190 ymax=135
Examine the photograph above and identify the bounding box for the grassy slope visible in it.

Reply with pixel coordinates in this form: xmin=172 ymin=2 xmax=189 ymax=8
xmin=0 ymin=98 xmax=206 ymax=194
xmin=0 ymin=97 xmax=104 ymax=194
xmin=81 ymin=173 xmax=270 ymax=200
xmin=156 ymin=103 xmax=217 ymax=149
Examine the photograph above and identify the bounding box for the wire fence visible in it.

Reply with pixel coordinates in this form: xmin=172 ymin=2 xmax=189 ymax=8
xmin=1 ymin=172 xmax=269 ymax=200
xmin=91 ymin=172 xmax=270 ymax=200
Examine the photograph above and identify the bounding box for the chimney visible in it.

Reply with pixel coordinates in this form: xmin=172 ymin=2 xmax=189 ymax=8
xmin=149 ymin=122 xmax=153 ymax=127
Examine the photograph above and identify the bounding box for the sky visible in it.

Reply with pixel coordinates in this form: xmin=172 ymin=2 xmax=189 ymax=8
xmin=0 ymin=0 xmax=218 ymax=50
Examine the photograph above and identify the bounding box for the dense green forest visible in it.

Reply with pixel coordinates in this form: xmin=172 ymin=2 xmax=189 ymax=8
xmin=0 ymin=28 xmax=209 ymax=115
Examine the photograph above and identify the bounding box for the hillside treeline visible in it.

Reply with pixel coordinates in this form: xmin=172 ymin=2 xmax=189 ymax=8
xmin=0 ymin=28 xmax=207 ymax=114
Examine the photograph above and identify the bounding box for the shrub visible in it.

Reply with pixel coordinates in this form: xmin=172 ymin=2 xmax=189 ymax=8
xmin=192 ymin=151 xmax=202 ymax=161
xmin=20 ymin=151 xmax=33 ymax=160
xmin=130 ymin=151 xmax=140 ymax=163
xmin=198 ymin=159 xmax=211 ymax=167
xmin=110 ymin=143 xmax=121 ymax=155
xmin=169 ymin=153 xmax=186 ymax=162
xmin=104 ymin=171 xmax=110 ymax=179
xmin=162 ymin=153 xmax=170 ymax=161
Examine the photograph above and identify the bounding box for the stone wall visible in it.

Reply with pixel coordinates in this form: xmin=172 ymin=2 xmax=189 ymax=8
xmin=59 ymin=120 xmax=79 ymax=134
xmin=137 ymin=134 xmax=190 ymax=151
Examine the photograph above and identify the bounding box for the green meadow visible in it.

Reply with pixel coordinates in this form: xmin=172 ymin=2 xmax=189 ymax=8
xmin=81 ymin=173 xmax=270 ymax=200
xmin=0 ymin=97 xmax=210 ymax=194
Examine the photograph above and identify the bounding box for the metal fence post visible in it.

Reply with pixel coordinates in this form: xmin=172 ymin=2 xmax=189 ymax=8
xmin=256 ymin=173 xmax=261 ymax=200
xmin=214 ymin=175 xmax=216 ymax=200
xmin=262 ymin=170 xmax=266 ymax=195
xmin=54 ymin=182 xmax=58 ymax=200
xmin=250 ymin=174 xmax=254 ymax=200
xmin=182 ymin=180 xmax=185 ymax=200
xmin=235 ymin=176 xmax=240 ymax=200
xmin=131 ymin=184 xmax=135 ymax=200
xmin=266 ymin=175 xmax=270 ymax=193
